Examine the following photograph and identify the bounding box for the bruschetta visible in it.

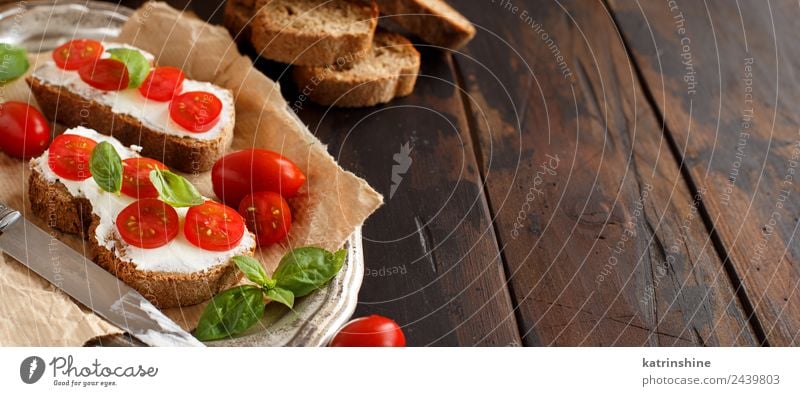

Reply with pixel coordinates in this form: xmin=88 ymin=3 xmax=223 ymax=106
xmin=28 ymin=126 xmax=256 ymax=308
xmin=27 ymin=40 xmax=235 ymax=173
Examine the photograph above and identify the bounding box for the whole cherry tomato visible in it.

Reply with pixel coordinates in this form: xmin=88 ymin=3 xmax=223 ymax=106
xmin=0 ymin=101 xmax=51 ymax=159
xmin=238 ymin=191 xmax=292 ymax=246
xmin=329 ymin=315 xmax=406 ymax=347
xmin=212 ymin=149 xmax=306 ymax=207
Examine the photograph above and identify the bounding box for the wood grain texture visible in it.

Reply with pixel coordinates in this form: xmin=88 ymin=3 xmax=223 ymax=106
xmin=289 ymin=46 xmax=522 ymax=346
xmin=608 ymin=0 xmax=800 ymax=346
xmin=451 ymin=0 xmax=757 ymax=346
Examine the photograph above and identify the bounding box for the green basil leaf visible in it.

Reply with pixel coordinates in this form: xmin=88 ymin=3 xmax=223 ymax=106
xmin=273 ymin=247 xmax=346 ymax=297
xmin=89 ymin=141 xmax=123 ymax=193
xmin=265 ymin=287 xmax=294 ymax=309
xmin=149 ymin=169 xmax=204 ymax=207
xmin=232 ymin=255 xmax=271 ymax=286
xmin=0 ymin=43 xmax=29 ymax=85
xmin=106 ymin=47 xmax=151 ymax=88
xmin=194 ymin=285 xmax=265 ymax=341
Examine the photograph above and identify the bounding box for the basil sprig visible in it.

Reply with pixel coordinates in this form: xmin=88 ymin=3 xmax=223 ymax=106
xmin=106 ymin=48 xmax=151 ymax=88
xmin=194 ymin=247 xmax=347 ymax=341
xmin=149 ymin=169 xmax=204 ymax=207
xmin=0 ymin=43 xmax=29 ymax=85
xmin=193 ymin=285 xmax=265 ymax=342
xmin=89 ymin=141 xmax=123 ymax=193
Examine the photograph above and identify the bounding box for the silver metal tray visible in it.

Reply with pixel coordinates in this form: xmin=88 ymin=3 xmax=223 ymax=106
xmin=0 ymin=0 xmax=132 ymax=51
xmin=211 ymin=230 xmax=364 ymax=347
xmin=0 ymin=0 xmax=364 ymax=347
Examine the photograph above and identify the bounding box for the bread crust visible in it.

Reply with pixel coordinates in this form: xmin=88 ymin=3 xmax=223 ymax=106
xmin=292 ymin=32 xmax=420 ymax=107
xmin=28 ymin=166 xmax=93 ymax=236
xmin=26 ymin=76 xmax=234 ymax=174
xmin=225 ymin=0 xmax=255 ymax=43
xmin=376 ymin=0 xmax=476 ymax=50
xmin=250 ymin=0 xmax=378 ymax=66
xmin=28 ymin=169 xmax=251 ymax=309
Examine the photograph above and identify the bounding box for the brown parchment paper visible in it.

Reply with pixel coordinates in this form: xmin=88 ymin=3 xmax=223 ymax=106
xmin=0 ymin=52 xmax=124 ymax=346
xmin=0 ymin=1 xmax=383 ymax=346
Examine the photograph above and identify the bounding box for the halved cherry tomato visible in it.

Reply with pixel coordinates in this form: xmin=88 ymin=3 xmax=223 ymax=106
xmin=238 ymin=192 xmax=292 ymax=246
xmin=116 ymin=198 xmax=179 ymax=249
xmin=139 ymin=66 xmax=185 ymax=102
xmin=47 ymin=134 xmax=97 ymax=180
xmin=169 ymin=91 xmax=222 ymax=132
xmin=120 ymin=158 xmax=168 ymax=199
xmin=78 ymin=59 xmax=130 ymax=91
xmin=184 ymin=201 xmax=245 ymax=251
xmin=212 ymin=149 xmax=306 ymax=207
xmin=0 ymin=101 xmax=51 ymax=159
xmin=52 ymin=39 xmax=103 ymax=70
xmin=329 ymin=315 xmax=406 ymax=347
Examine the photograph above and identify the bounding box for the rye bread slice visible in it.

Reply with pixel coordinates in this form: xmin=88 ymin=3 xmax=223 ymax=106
xmin=225 ymin=0 xmax=255 ymax=43
xmin=28 ymin=168 xmax=251 ymax=309
xmin=26 ymin=76 xmax=234 ymax=174
xmin=292 ymin=31 xmax=420 ymax=107
xmin=250 ymin=0 xmax=378 ymax=66
xmin=376 ymin=0 xmax=475 ymax=50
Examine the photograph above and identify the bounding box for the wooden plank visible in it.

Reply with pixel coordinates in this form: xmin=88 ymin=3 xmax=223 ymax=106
xmin=452 ymin=0 xmax=757 ymax=345
xmin=287 ymin=46 xmax=522 ymax=346
xmin=608 ymin=0 xmax=800 ymax=346
xmin=112 ymin=0 xmax=522 ymax=346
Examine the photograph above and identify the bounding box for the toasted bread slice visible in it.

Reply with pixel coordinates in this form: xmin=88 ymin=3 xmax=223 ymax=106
xmin=376 ymin=0 xmax=475 ymax=50
xmin=27 ymin=43 xmax=235 ymax=173
xmin=29 ymin=169 xmax=248 ymax=308
xmin=28 ymin=78 xmax=234 ymax=173
xmin=292 ymin=31 xmax=420 ymax=107
xmin=28 ymin=129 xmax=256 ymax=308
xmin=250 ymin=0 xmax=378 ymax=66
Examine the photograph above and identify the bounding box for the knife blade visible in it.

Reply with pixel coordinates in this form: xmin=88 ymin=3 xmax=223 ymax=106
xmin=0 ymin=203 xmax=203 ymax=347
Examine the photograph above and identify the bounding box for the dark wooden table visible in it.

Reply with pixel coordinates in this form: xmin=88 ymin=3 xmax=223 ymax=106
xmin=103 ymin=0 xmax=800 ymax=346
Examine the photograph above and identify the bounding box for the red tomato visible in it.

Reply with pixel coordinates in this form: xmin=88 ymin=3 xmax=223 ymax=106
xmin=0 ymin=102 xmax=51 ymax=159
xmin=212 ymin=149 xmax=306 ymax=207
xmin=139 ymin=66 xmax=185 ymax=102
xmin=238 ymin=192 xmax=292 ymax=246
xmin=329 ymin=315 xmax=406 ymax=347
xmin=116 ymin=198 xmax=179 ymax=249
xmin=78 ymin=59 xmax=130 ymax=91
xmin=52 ymin=39 xmax=104 ymax=70
xmin=47 ymin=134 xmax=97 ymax=180
xmin=169 ymin=91 xmax=222 ymax=132
xmin=120 ymin=158 xmax=168 ymax=199
xmin=184 ymin=201 xmax=245 ymax=251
